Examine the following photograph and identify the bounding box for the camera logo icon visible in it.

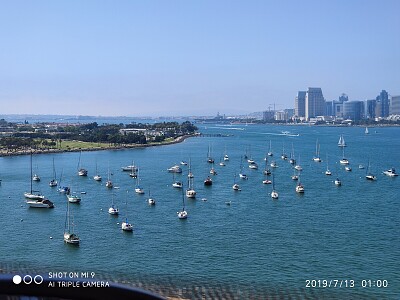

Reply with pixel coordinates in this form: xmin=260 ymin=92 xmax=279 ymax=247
xmin=13 ymin=275 xmax=43 ymax=285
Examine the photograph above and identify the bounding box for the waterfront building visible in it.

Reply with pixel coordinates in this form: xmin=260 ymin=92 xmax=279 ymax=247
xmin=263 ymin=110 xmax=275 ymax=122
xmin=325 ymin=101 xmax=333 ymax=116
xmin=366 ymin=99 xmax=377 ymax=119
xmin=343 ymin=101 xmax=365 ymax=121
xmin=376 ymin=90 xmax=389 ymax=118
xmin=305 ymin=88 xmax=325 ymax=120
xmin=294 ymin=91 xmax=306 ymax=118
xmin=390 ymin=95 xmax=400 ymax=115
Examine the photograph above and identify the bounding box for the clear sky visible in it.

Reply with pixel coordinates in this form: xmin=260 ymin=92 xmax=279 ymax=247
xmin=0 ymin=0 xmax=399 ymax=116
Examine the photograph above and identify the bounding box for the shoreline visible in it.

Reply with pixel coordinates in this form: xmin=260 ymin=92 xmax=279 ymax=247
xmin=0 ymin=133 xmax=198 ymax=157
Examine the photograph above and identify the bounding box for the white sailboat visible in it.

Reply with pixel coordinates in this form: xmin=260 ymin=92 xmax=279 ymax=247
xmin=147 ymin=189 xmax=156 ymax=205
xmin=339 ymin=147 xmax=349 ymax=165
xmin=108 ymin=191 xmax=119 ymax=215
xmin=135 ymin=169 xmax=145 ymax=194
xmin=325 ymin=154 xmax=332 ymax=175
xmin=57 ymin=170 xmax=70 ymax=194
xmin=186 ymin=172 xmax=196 ymax=198
xmin=365 ymin=159 xmax=377 ymax=181
xmin=24 ymin=152 xmax=54 ymax=208
xmin=239 ymin=156 xmax=248 ymax=179
xmin=93 ymin=161 xmax=102 ymax=181
xmin=232 ymin=175 xmax=241 ymax=190
xmin=121 ymin=191 xmax=133 ymax=232
xmin=49 ymin=157 xmax=58 ymax=187
xmin=289 ymin=143 xmax=296 ymax=165
xmin=365 ymin=127 xmax=369 ymax=134
xmin=177 ymin=188 xmax=188 ymax=219
xmin=207 ymin=145 xmax=214 ymax=164
xmin=77 ymin=151 xmax=88 ymax=176
xmin=281 ymin=143 xmax=287 ymax=160
xmin=294 ymin=155 xmax=302 ymax=171
xmin=271 ymin=174 xmax=279 ymax=199
xmin=105 ymin=167 xmax=113 ymax=188
xmin=267 ymin=140 xmax=273 ymax=156
xmin=295 ymin=175 xmax=305 ymax=193
xmin=263 ymin=156 xmax=271 ymax=175
xmin=64 ymin=201 xmax=79 ymax=245
xmin=338 ymin=134 xmax=346 ymax=147
xmin=172 ymin=173 xmax=183 ymax=188
xmin=313 ymin=139 xmax=322 ymax=162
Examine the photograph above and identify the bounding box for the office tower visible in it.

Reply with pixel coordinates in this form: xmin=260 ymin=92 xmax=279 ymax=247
xmin=366 ymin=99 xmax=377 ymax=119
xmin=305 ymin=88 xmax=325 ymax=120
xmin=390 ymin=95 xmax=400 ymax=115
xmin=295 ymin=91 xmax=306 ymax=118
xmin=376 ymin=90 xmax=389 ymax=117
xmin=343 ymin=101 xmax=365 ymax=121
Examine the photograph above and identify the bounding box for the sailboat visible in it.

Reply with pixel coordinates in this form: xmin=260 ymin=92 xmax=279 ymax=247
xmin=57 ymin=169 xmax=70 ymax=194
xmin=232 ymin=174 xmax=241 ymax=190
xmin=325 ymin=154 xmax=332 ymax=175
xmin=24 ymin=152 xmax=54 ymax=208
xmin=172 ymin=173 xmax=183 ymax=188
xmin=365 ymin=127 xmax=369 ymax=134
xmin=267 ymin=140 xmax=273 ymax=156
xmin=187 ymin=159 xmax=194 ymax=178
xmin=263 ymin=156 xmax=271 ymax=175
xmin=129 ymin=162 xmax=138 ymax=178
xmin=77 ymin=151 xmax=88 ymax=176
xmin=219 ymin=156 xmax=226 ymax=166
xmin=338 ymin=134 xmax=346 ymax=147
xmin=281 ymin=143 xmax=287 ymax=160
xmin=93 ymin=161 xmax=102 ymax=181
xmin=207 ymin=145 xmax=214 ymax=163
xmin=270 ymin=174 xmax=279 ymax=199
xmin=289 ymin=143 xmax=296 ymax=165
xmin=291 ymin=167 xmax=299 ymax=180
xmin=204 ymin=176 xmax=213 ymax=186
xmin=365 ymin=159 xmax=377 ymax=181
xmin=239 ymin=156 xmax=248 ymax=179
xmin=108 ymin=191 xmax=119 ymax=214
xmin=134 ymin=169 xmax=145 ymax=194
xmin=294 ymin=155 xmax=302 ymax=171
xmin=121 ymin=191 xmax=133 ymax=232
xmin=177 ymin=188 xmax=188 ymax=219
xmin=313 ymin=139 xmax=322 ymax=162
xmin=209 ymin=162 xmax=217 ymax=175
xmin=64 ymin=201 xmax=79 ymax=245
xmin=105 ymin=167 xmax=113 ymax=188
xmin=339 ymin=147 xmax=349 ymax=165
xmin=147 ymin=189 xmax=156 ymax=205
xmin=49 ymin=157 xmax=58 ymax=187
xmin=186 ymin=172 xmax=196 ymax=198
xmin=223 ymin=147 xmax=229 ymax=161
xmin=295 ymin=175 xmax=305 ymax=193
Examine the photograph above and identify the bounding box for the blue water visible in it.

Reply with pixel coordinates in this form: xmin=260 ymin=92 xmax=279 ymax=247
xmin=0 ymin=124 xmax=399 ymax=298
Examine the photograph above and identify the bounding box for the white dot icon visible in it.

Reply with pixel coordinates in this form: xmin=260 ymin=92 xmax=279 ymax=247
xmin=13 ymin=275 xmax=22 ymax=285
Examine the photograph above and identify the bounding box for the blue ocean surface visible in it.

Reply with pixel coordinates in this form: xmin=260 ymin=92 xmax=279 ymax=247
xmin=0 ymin=124 xmax=399 ymax=299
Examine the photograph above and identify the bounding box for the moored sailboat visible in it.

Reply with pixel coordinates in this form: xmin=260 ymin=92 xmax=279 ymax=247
xmin=64 ymin=201 xmax=79 ymax=245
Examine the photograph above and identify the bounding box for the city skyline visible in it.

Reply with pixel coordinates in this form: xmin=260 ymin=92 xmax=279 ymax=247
xmin=0 ymin=0 xmax=399 ymax=116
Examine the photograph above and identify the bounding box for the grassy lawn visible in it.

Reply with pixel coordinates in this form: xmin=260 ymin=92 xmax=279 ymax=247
xmin=58 ymin=140 xmax=111 ymax=150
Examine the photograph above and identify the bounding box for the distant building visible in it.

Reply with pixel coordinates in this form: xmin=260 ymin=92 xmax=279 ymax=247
xmin=333 ymin=102 xmax=343 ymax=118
xmin=325 ymin=101 xmax=333 ymax=116
xmin=294 ymin=91 xmax=306 ymax=118
xmin=263 ymin=110 xmax=275 ymax=122
xmin=305 ymin=88 xmax=325 ymax=120
xmin=275 ymin=111 xmax=287 ymax=121
xmin=376 ymin=90 xmax=389 ymax=117
xmin=339 ymin=93 xmax=349 ymax=103
xmin=366 ymin=99 xmax=377 ymax=119
xmin=284 ymin=109 xmax=295 ymax=119
xmin=390 ymin=95 xmax=400 ymax=115
xmin=343 ymin=101 xmax=365 ymax=121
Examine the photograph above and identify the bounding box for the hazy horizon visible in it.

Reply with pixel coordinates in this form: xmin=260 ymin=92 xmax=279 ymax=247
xmin=1 ymin=0 xmax=399 ymax=116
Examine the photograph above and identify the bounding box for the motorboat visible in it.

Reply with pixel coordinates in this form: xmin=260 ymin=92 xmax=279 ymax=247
xmin=167 ymin=165 xmax=183 ymax=173
xmin=383 ymin=168 xmax=398 ymax=177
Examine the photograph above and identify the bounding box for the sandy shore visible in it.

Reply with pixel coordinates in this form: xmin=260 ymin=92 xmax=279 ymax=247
xmin=0 ymin=134 xmax=198 ymax=157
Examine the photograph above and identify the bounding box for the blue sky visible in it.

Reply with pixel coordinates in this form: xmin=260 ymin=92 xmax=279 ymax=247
xmin=0 ymin=0 xmax=399 ymax=116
